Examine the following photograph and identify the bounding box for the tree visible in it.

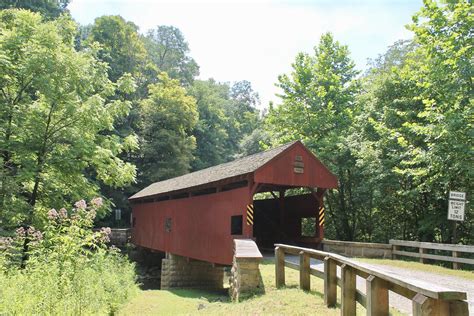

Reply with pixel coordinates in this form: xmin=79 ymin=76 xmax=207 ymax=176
xmin=144 ymin=26 xmax=199 ymax=86
xmin=138 ymin=73 xmax=198 ymax=185
xmin=223 ymin=81 xmax=261 ymax=157
xmin=351 ymin=0 xmax=473 ymax=243
xmin=0 ymin=0 xmax=70 ymax=19
xmin=87 ymin=15 xmax=147 ymax=83
xmin=265 ymin=33 xmax=361 ymax=240
xmin=0 ymin=10 xmax=137 ymax=229
xmin=189 ymin=80 xmax=230 ymax=170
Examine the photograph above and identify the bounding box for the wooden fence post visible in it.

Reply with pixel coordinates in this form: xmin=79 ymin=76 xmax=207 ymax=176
xmin=299 ymin=251 xmax=310 ymax=291
xmin=452 ymin=251 xmax=460 ymax=270
xmin=412 ymin=293 xmax=449 ymax=316
xmin=392 ymin=245 xmax=399 ymax=260
xmin=324 ymin=256 xmax=337 ymax=307
xmin=341 ymin=264 xmax=356 ymax=316
xmin=366 ymin=275 xmax=389 ymax=316
xmin=275 ymin=246 xmax=285 ymax=288
xmin=419 ymin=247 xmax=427 ymax=264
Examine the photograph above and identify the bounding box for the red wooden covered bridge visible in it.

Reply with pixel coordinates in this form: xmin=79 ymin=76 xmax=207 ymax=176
xmin=130 ymin=141 xmax=338 ymax=265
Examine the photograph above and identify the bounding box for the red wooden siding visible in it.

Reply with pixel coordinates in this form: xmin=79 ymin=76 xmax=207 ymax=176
xmin=132 ymin=186 xmax=250 ymax=265
xmin=131 ymin=141 xmax=337 ymax=265
xmin=254 ymin=142 xmax=337 ymax=188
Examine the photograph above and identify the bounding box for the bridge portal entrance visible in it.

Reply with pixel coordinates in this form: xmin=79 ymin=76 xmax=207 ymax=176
xmin=251 ymin=188 xmax=324 ymax=250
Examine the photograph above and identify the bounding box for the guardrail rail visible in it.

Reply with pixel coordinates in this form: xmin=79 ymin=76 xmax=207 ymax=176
xmin=390 ymin=239 xmax=474 ymax=269
xmin=274 ymin=244 xmax=469 ymax=316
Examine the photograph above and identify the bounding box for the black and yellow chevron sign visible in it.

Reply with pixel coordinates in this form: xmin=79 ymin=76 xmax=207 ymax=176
xmin=246 ymin=204 xmax=254 ymax=225
xmin=318 ymin=206 xmax=325 ymax=226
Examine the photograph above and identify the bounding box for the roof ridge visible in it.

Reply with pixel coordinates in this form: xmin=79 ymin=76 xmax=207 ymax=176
xmin=160 ymin=140 xmax=298 ymax=180
xmin=130 ymin=140 xmax=300 ymax=200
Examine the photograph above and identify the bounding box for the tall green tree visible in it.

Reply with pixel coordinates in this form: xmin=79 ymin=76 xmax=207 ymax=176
xmin=0 ymin=0 xmax=70 ymax=19
xmin=265 ymin=33 xmax=361 ymax=240
xmin=87 ymin=15 xmax=148 ymax=83
xmin=138 ymin=73 xmax=198 ymax=186
xmin=0 ymin=10 xmax=137 ymax=228
xmin=224 ymin=81 xmax=261 ymax=158
xmin=189 ymin=80 xmax=230 ymax=170
xmin=144 ymin=26 xmax=199 ymax=86
xmin=351 ymin=0 xmax=472 ymax=243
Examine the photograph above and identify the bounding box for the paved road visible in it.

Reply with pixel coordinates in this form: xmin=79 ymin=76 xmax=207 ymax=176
xmin=264 ymin=253 xmax=473 ymax=315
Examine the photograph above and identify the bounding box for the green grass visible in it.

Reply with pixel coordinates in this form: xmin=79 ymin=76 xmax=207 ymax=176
xmin=120 ymin=260 xmax=405 ymax=315
xmin=356 ymin=258 xmax=474 ymax=281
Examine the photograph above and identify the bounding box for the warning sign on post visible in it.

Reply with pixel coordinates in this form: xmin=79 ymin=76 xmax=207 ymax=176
xmin=448 ymin=200 xmax=465 ymax=221
xmin=448 ymin=191 xmax=466 ymax=221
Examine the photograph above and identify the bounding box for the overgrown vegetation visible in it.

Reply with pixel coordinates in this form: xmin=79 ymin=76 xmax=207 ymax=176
xmin=0 ymin=199 xmax=137 ymax=314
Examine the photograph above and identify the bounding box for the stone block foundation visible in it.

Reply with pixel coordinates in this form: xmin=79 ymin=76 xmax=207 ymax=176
xmin=160 ymin=253 xmax=225 ymax=290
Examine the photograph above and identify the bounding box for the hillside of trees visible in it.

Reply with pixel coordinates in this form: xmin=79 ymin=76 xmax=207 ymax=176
xmin=0 ymin=0 xmax=472 ymax=246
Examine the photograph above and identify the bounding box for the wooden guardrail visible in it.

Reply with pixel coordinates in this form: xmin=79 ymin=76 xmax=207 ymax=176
xmin=274 ymin=244 xmax=469 ymax=316
xmin=390 ymin=239 xmax=474 ymax=269
xmin=322 ymin=239 xmax=392 ymax=259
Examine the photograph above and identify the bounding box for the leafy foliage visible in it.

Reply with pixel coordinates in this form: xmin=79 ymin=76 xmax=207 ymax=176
xmin=144 ymin=25 xmax=199 ymax=86
xmin=265 ymin=0 xmax=472 ymax=244
xmin=0 ymin=0 xmax=70 ymax=20
xmin=0 ymin=10 xmax=137 ymax=229
xmin=138 ymin=73 xmax=198 ymax=186
xmin=265 ymin=33 xmax=361 ymax=240
xmin=0 ymin=199 xmax=137 ymax=314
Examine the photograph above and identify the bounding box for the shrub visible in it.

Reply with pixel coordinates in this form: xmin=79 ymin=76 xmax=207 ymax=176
xmin=0 ymin=199 xmax=138 ymax=315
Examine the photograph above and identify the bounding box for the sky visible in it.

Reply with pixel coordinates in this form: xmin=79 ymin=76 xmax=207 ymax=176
xmin=69 ymin=0 xmax=423 ymax=109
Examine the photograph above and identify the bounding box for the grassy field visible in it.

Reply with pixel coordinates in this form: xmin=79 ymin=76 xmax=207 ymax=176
xmin=356 ymin=258 xmax=474 ymax=281
xmin=120 ymin=260 xmax=404 ymax=315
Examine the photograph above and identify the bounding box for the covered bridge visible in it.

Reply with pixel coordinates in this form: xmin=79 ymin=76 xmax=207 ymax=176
xmin=130 ymin=140 xmax=338 ymax=265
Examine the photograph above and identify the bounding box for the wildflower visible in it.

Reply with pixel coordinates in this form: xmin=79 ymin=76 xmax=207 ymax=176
xmin=25 ymin=227 xmax=43 ymax=242
xmin=27 ymin=226 xmax=35 ymax=235
xmin=15 ymin=227 xmax=26 ymax=237
xmin=48 ymin=208 xmax=59 ymax=220
xmin=91 ymin=197 xmax=103 ymax=208
xmin=99 ymin=227 xmax=112 ymax=243
xmin=3 ymin=237 xmax=13 ymax=248
xmin=59 ymin=208 xmax=68 ymax=219
xmin=74 ymin=199 xmax=87 ymax=210
xmin=88 ymin=209 xmax=97 ymax=219
xmin=33 ymin=230 xmax=43 ymax=241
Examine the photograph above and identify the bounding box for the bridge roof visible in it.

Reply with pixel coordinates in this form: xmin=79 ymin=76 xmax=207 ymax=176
xmin=129 ymin=141 xmax=298 ymax=200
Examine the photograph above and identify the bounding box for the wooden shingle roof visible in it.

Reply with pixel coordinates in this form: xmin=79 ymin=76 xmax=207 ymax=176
xmin=129 ymin=141 xmax=298 ymax=200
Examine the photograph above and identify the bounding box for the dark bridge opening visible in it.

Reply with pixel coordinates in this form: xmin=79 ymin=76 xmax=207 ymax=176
xmin=252 ymin=187 xmax=323 ymax=250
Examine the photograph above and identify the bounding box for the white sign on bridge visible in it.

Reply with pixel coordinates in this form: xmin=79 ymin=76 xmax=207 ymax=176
xmin=448 ymin=191 xmax=466 ymax=221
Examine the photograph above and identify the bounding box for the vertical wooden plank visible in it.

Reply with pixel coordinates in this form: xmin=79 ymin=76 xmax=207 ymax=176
xmin=299 ymin=251 xmax=310 ymax=291
xmin=419 ymin=247 xmax=427 ymax=264
xmin=366 ymin=275 xmax=389 ymax=316
xmin=275 ymin=246 xmax=285 ymax=288
xmin=341 ymin=264 xmax=356 ymax=316
xmin=324 ymin=256 xmax=337 ymax=307
xmin=452 ymin=251 xmax=460 ymax=270
xmin=412 ymin=293 xmax=449 ymax=316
